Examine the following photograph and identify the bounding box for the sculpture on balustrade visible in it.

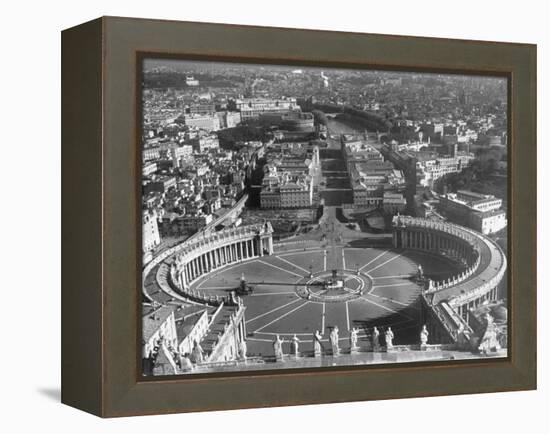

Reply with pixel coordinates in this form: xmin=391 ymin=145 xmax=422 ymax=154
xmin=385 ymin=327 xmax=394 ymax=349
xmin=416 ymin=264 xmax=424 ymax=282
xmin=420 ymin=325 xmax=429 ymax=347
xmin=372 ymin=326 xmax=381 ymax=351
xmin=313 ymin=330 xmax=323 ymax=357
xmin=179 ymin=353 xmax=194 ymax=372
xmin=192 ymin=340 xmax=204 ymax=364
xmin=273 ymin=335 xmax=284 ymax=361
xmin=477 ymin=313 xmax=501 ymax=354
xmin=239 ymin=339 xmax=247 ymax=361
xmin=349 ymin=327 xmax=359 ymax=353
xmin=291 ymin=334 xmax=300 ymax=357
xmin=329 ymin=326 xmax=340 ymax=356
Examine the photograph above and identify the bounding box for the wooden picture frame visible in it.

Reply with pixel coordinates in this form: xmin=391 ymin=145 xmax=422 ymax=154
xmin=61 ymin=16 xmax=536 ymax=417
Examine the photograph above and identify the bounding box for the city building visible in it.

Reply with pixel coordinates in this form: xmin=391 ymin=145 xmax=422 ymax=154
xmin=470 ymin=209 xmax=508 ymax=235
xmin=439 ymin=190 xmax=507 ymax=235
xmin=349 ymin=160 xmax=405 ymax=208
xmin=342 ymin=138 xmax=384 ymax=172
xmin=142 ymin=161 xmax=158 ymax=177
xmin=383 ymin=143 xmax=474 ymax=188
xmin=259 ymin=187 xmax=281 ymax=209
xmin=188 ymin=102 xmax=215 ymax=115
xmin=183 ymin=114 xmax=221 ymax=132
xmin=383 ymin=192 xmax=407 ymax=214
xmin=229 ymin=97 xmax=299 ymax=120
xmin=280 ymin=181 xmax=313 ymax=208
xmin=165 ymin=143 xmax=193 ymax=167
xmin=143 ymin=146 xmax=161 ymax=162
xmin=260 ymin=176 xmax=313 ymax=209
xmin=190 ymin=134 xmax=220 ymax=153
xmin=416 ymin=154 xmax=474 ymax=186
xmin=217 ymin=111 xmax=242 ymax=128
xmin=185 ymin=75 xmax=199 ymax=86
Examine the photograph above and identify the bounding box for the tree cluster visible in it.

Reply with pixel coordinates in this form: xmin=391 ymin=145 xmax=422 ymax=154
xmin=217 ymin=123 xmax=265 ymax=149
xmin=311 ymin=109 xmax=328 ymax=126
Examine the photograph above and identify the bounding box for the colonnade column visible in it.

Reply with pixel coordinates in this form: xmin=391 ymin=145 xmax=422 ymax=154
xmin=183 ymin=269 xmax=188 ymax=288
xmin=259 ymin=238 xmax=264 ymax=256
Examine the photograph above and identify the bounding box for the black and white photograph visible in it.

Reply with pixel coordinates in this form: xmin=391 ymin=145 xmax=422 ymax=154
xmin=140 ymin=59 xmax=509 ymax=376
xmin=1 ymin=0 xmax=544 ymax=428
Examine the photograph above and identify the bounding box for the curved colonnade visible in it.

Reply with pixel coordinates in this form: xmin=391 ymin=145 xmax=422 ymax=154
xmin=392 ymin=215 xmax=507 ymax=343
xmin=163 ymin=222 xmax=274 ymax=306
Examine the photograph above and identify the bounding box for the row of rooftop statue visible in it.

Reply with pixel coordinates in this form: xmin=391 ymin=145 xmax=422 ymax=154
xmin=272 ymin=325 xmax=430 ymax=360
xmin=146 ymin=324 xmax=431 ymax=374
xmin=146 ymin=313 xmax=503 ymax=374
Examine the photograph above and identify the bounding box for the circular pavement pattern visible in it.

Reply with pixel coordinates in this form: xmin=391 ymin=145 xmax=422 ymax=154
xmin=299 ymin=270 xmax=370 ymax=303
xmin=191 ymin=245 xmax=458 ymax=356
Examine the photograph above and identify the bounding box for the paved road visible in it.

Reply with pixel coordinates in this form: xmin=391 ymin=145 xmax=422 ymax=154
xmin=319 ymin=124 xmax=353 ymax=206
